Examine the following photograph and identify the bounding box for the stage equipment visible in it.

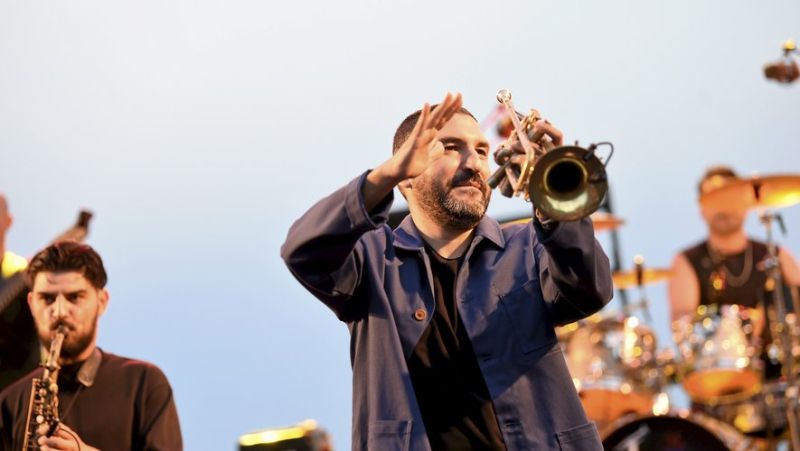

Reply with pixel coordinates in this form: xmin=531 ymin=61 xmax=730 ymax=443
xmin=764 ymin=39 xmax=799 ymax=84
xmin=239 ymin=420 xmax=331 ymax=451
xmin=487 ymin=89 xmax=612 ymax=221
xmin=22 ymin=326 xmax=66 ymax=450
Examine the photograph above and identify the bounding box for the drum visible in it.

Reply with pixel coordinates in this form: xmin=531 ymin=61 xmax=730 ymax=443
xmin=563 ymin=316 xmax=659 ymax=424
xmin=601 ymin=412 xmax=755 ymax=451
xmin=696 ymin=380 xmax=791 ymax=437
xmin=673 ymin=304 xmax=763 ymax=404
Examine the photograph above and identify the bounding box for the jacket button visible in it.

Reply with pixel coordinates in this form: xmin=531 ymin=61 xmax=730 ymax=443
xmin=414 ymin=309 xmax=427 ymax=321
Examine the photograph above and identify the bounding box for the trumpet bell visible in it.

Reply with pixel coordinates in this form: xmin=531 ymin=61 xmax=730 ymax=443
xmin=528 ymin=146 xmax=608 ymax=222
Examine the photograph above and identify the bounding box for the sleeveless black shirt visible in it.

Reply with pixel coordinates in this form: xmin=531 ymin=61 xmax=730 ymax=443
xmin=683 ymin=239 xmax=770 ymax=309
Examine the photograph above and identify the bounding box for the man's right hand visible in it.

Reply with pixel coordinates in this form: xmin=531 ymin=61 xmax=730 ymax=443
xmin=387 ymin=92 xmax=463 ymax=181
xmin=362 ymin=92 xmax=463 ymax=212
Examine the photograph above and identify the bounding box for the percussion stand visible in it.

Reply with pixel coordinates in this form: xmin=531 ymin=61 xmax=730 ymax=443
xmin=759 ymin=210 xmax=800 ymax=451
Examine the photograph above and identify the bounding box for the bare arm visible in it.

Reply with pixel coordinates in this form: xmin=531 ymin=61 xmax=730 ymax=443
xmin=668 ymin=253 xmax=699 ymax=323
xmin=780 ymin=247 xmax=800 ymax=287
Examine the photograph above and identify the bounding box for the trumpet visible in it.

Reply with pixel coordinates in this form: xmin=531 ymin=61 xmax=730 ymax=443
xmin=487 ymin=89 xmax=612 ymax=221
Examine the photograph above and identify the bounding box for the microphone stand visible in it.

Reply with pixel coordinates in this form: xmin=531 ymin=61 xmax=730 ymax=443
xmin=759 ymin=209 xmax=800 ymax=451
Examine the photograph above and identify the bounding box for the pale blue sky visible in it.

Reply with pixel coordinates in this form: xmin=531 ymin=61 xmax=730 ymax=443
xmin=1 ymin=2 xmax=799 ymax=449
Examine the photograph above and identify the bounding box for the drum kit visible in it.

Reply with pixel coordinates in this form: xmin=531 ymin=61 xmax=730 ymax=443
xmin=506 ymin=173 xmax=800 ymax=450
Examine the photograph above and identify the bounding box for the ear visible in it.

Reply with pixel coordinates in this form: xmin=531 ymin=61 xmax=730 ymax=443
xmin=6 ymin=213 xmax=12 ymax=229
xmin=27 ymin=291 xmax=33 ymax=310
xmin=97 ymin=288 xmax=110 ymax=317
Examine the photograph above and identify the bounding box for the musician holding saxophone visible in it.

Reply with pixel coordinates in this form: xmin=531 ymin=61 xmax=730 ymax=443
xmin=281 ymin=93 xmax=613 ymax=450
xmin=0 ymin=241 xmax=182 ymax=451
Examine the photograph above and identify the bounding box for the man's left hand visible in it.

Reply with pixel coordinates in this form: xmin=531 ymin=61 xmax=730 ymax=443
xmin=37 ymin=422 xmax=100 ymax=451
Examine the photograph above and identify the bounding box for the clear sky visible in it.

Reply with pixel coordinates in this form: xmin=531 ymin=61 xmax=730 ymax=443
xmin=1 ymin=1 xmax=799 ymax=449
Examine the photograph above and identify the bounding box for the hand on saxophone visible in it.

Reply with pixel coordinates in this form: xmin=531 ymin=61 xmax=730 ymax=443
xmin=36 ymin=422 xmax=100 ymax=451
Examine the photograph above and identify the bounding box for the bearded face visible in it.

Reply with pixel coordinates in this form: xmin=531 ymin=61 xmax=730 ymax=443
xmin=705 ymin=209 xmax=746 ymax=236
xmin=414 ymin=168 xmax=491 ymax=231
xmin=28 ymin=271 xmax=108 ymax=365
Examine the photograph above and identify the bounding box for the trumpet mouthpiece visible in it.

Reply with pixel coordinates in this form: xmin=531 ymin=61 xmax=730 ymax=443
xmin=496 ymin=89 xmax=512 ymax=104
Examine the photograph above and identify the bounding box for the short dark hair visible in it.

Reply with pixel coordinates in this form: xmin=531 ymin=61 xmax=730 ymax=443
xmin=392 ymin=105 xmax=477 ymax=154
xmin=27 ymin=241 xmax=108 ymax=289
xmin=698 ymin=165 xmax=739 ymax=196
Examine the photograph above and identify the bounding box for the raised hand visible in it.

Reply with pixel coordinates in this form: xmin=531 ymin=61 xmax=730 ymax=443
xmin=363 ymin=92 xmax=463 ymax=212
xmin=390 ymin=92 xmax=463 ymax=180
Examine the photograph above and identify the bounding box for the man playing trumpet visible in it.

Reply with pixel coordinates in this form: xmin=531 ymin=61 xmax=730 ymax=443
xmin=281 ymin=93 xmax=613 ymax=450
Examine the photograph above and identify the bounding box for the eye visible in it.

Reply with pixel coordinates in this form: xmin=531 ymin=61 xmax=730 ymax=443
xmin=444 ymin=144 xmax=459 ymax=152
xmin=40 ymin=294 xmax=56 ymax=305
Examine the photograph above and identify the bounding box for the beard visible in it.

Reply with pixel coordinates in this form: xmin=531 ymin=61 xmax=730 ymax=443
xmin=414 ymin=169 xmax=491 ymax=231
xmin=39 ymin=314 xmax=98 ymax=361
xmin=709 ymin=212 xmax=745 ymax=236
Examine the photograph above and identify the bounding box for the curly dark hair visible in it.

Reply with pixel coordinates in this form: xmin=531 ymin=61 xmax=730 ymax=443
xmin=392 ymin=105 xmax=477 ymax=155
xmin=27 ymin=241 xmax=108 ymax=289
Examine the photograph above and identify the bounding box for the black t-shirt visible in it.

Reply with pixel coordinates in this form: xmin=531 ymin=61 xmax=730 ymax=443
xmin=0 ymin=349 xmax=182 ymax=451
xmin=406 ymin=245 xmax=505 ymax=450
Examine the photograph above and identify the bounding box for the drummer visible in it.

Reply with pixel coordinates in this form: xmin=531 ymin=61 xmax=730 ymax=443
xmin=668 ymin=165 xmax=800 ymax=378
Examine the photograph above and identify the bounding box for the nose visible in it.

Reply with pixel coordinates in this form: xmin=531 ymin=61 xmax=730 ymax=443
xmin=53 ymin=295 xmax=67 ymax=321
xmin=462 ymin=147 xmax=484 ymax=173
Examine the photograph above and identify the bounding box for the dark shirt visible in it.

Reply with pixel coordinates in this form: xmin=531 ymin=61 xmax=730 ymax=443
xmin=0 ymin=349 xmax=182 ymax=451
xmin=0 ymin=272 xmax=40 ymax=392
xmin=683 ymin=239 xmax=770 ymax=309
xmin=406 ymin=245 xmax=505 ymax=451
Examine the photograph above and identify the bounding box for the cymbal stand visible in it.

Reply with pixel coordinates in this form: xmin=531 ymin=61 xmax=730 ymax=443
xmin=760 ymin=209 xmax=800 ymax=451
xmin=633 ymin=255 xmax=653 ymax=324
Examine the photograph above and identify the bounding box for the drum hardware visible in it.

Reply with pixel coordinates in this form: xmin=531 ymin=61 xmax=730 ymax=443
xmin=672 ymin=304 xmax=765 ymax=406
xmin=758 ymin=209 xmax=800 ymax=450
xmin=487 ymin=89 xmax=612 ymax=221
xmin=601 ymin=410 xmax=757 ymax=451
xmin=562 ymin=316 xmax=663 ymax=427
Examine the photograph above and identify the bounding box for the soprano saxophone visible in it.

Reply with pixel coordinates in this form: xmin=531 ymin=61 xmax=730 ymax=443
xmin=22 ymin=326 xmax=66 ymax=450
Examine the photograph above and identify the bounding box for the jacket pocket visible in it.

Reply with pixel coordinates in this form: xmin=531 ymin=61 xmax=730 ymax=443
xmin=367 ymin=420 xmax=412 ymax=451
xmin=555 ymin=422 xmax=602 ymax=451
xmin=498 ymin=278 xmax=556 ymax=354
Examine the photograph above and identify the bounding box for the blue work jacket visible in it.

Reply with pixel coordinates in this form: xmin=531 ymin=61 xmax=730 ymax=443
xmin=281 ymin=172 xmax=614 ymax=450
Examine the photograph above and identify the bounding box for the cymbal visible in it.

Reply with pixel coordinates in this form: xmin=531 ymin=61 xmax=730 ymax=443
xmin=501 ymin=212 xmax=625 ymax=231
xmin=612 ymin=268 xmax=672 ymax=289
xmin=700 ymin=174 xmax=800 ymax=210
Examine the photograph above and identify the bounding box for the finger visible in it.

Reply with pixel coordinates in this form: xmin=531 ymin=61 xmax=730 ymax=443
xmin=532 ymin=121 xmax=563 ymax=147
xmin=409 ymin=103 xmax=430 ymax=138
xmin=426 ymin=93 xmax=453 ymax=129
xmin=41 ymin=434 xmax=73 ymax=450
xmin=435 ymin=92 xmax=463 ymax=129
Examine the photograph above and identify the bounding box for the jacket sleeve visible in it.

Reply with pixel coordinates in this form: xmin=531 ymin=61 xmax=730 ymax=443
xmin=280 ymin=171 xmax=393 ymax=320
xmin=534 ymin=217 xmax=614 ymax=326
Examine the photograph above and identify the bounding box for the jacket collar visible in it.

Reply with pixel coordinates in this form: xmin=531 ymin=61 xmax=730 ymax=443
xmin=392 ymin=213 xmax=506 ymax=252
